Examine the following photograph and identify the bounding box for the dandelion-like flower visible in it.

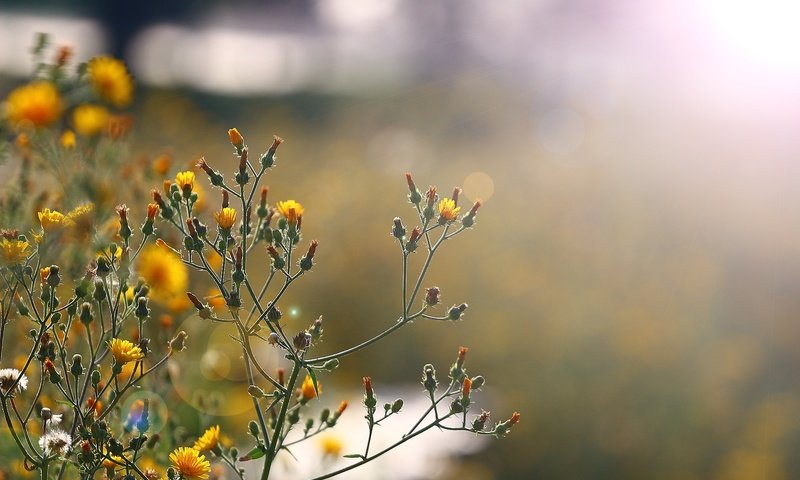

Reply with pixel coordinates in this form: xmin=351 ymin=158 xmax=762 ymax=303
xmin=300 ymin=374 xmax=321 ymax=401
xmin=72 ymin=104 xmax=110 ymax=136
xmin=137 ymin=244 xmax=189 ymax=305
xmin=88 ymin=56 xmax=133 ymax=107
xmin=3 ymin=81 xmax=63 ymax=127
xmin=193 ymin=425 xmax=221 ymax=452
xmin=38 ymin=208 xmax=73 ymax=231
xmin=169 ymin=447 xmax=211 ymax=479
xmin=175 ymin=171 xmax=195 ymax=195
xmin=0 ymin=239 xmax=29 ymax=265
xmin=108 ymin=338 xmax=145 ymax=364
xmin=319 ymin=433 xmax=344 ymax=457
xmin=276 ymin=200 xmax=304 ymax=226
xmin=437 ymin=198 xmax=460 ymax=223
xmin=0 ymin=368 xmax=28 ymax=393
xmin=38 ymin=429 xmax=71 ymax=457
xmin=60 ymin=130 xmax=76 ymax=149
xmin=213 ymin=207 xmax=237 ymax=229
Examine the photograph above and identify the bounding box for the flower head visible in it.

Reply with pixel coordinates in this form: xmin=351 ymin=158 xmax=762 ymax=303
xmin=0 ymin=368 xmax=28 ymax=393
xmin=72 ymin=104 xmax=110 ymax=136
xmin=0 ymin=239 xmax=29 ymax=265
xmin=193 ymin=425 xmax=220 ymax=452
xmin=276 ymin=200 xmax=304 ymax=226
xmin=169 ymin=447 xmax=211 ymax=479
xmin=108 ymin=338 xmax=145 ymax=364
xmin=437 ymin=198 xmax=460 ymax=223
xmin=213 ymin=207 xmax=237 ymax=230
xmin=60 ymin=130 xmax=76 ymax=149
xmin=175 ymin=171 xmax=195 ymax=195
xmin=38 ymin=208 xmax=73 ymax=231
xmin=300 ymin=374 xmax=320 ymax=400
xmin=319 ymin=433 xmax=344 ymax=457
xmin=3 ymin=81 xmax=63 ymax=127
xmin=38 ymin=428 xmax=71 ymax=457
xmin=88 ymin=56 xmax=133 ymax=107
xmin=136 ymin=244 xmax=189 ymax=305
xmin=228 ymin=128 xmax=244 ymax=149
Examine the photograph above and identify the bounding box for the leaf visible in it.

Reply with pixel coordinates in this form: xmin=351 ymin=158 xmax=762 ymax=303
xmin=306 ymin=368 xmax=320 ymax=398
xmin=239 ymin=444 xmax=267 ymax=461
xmin=343 ymin=454 xmax=365 ymax=459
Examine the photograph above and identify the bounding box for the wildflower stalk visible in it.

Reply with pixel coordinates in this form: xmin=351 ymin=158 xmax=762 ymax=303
xmin=263 ymin=361 xmax=301 ymax=479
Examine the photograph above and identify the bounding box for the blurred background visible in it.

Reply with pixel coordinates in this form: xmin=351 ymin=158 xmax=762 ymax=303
xmin=2 ymin=0 xmax=800 ymax=478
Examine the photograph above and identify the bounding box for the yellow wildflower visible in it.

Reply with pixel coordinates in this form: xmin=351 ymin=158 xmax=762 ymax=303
xmin=300 ymin=374 xmax=320 ymax=401
xmin=0 ymin=239 xmax=29 ymax=264
xmin=38 ymin=208 xmax=73 ymax=230
xmin=60 ymin=130 xmax=76 ymax=149
xmin=169 ymin=447 xmax=210 ymax=480
xmin=437 ymin=198 xmax=460 ymax=222
xmin=67 ymin=203 xmax=94 ymax=222
xmin=72 ymin=104 xmax=110 ymax=136
xmin=276 ymin=200 xmax=304 ymax=226
xmin=136 ymin=244 xmax=188 ymax=305
xmin=319 ymin=433 xmax=344 ymax=457
xmin=213 ymin=207 xmax=237 ymax=229
xmin=108 ymin=338 xmax=145 ymax=364
xmin=175 ymin=171 xmax=195 ymax=195
xmin=228 ymin=128 xmax=244 ymax=148
xmin=88 ymin=56 xmax=133 ymax=107
xmin=3 ymin=81 xmax=63 ymax=127
xmin=102 ymin=454 xmax=126 ymax=469
xmin=193 ymin=425 xmax=220 ymax=452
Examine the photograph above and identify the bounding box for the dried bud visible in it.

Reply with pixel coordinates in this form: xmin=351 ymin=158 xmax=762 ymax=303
xmin=510 ymin=412 xmax=521 ymax=425
xmin=406 ymin=226 xmax=421 ymax=252
xmin=299 ymin=240 xmax=318 ymax=271
xmin=422 ymin=364 xmax=438 ymax=392
xmin=425 ymin=286 xmax=441 ymax=306
xmin=362 ymin=376 xmax=376 ymax=408
xmin=292 ymin=331 xmax=311 ymax=351
xmin=457 ymin=346 xmax=468 ymax=369
xmin=451 ymin=187 xmax=462 ymax=206
xmin=462 ymin=377 xmax=473 ymax=398
xmin=462 ymin=200 xmax=482 ymax=228
xmin=267 ymin=332 xmax=280 ymax=346
xmin=169 ymin=331 xmax=188 ymax=352
xmin=267 ymin=306 xmax=282 ymax=322
xmin=472 ymin=410 xmax=490 ymax=431
xmin=392 ymin=217 xmax=406 ymax=239
xmin=448 ymin=303 xmax=468 ymax=321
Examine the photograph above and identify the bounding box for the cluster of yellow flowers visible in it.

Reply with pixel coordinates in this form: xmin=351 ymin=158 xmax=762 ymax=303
xmin=167 ymin=424 xmax=221 ymax=479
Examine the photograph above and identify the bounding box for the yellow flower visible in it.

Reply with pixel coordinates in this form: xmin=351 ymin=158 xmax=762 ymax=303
xmin=437 ymin=198 xmax=460 ymax=222
xmin=193 ymin=425 xmax=220 ymax=452
xmin=102 ymin=454 xmax=126 ymax=469
xmin=213 ymin=207 xmax=237 ymax=229
xmin=3 ymin=81 xmax=63 ymax=127
xmin=72 ymin=104 xmax=110 ymax=136
xmin=175 ymin=171 xmax=195 ymax=194
xmin=300 ymin=374 xmax=320 ymax=400
xmin=276 ymin=200 xmax=304 ymax=226
xmin=228 ymin=128 xmax=244 ymax=148
xmin=136 ymin=244 xmax=188 ymax=305
xmin=108 ymin=338 xmax=145 ymax=364
xmin=67 ymin=203 xmax=94 ymax=222
xmin=38 ymin=208 xmax=73 ymax=230
xmin=319 ymin=433 xmax=344 ymax=457
xmin=0 ymin=239 xmax=30 ymax=264
xmin=169 ymin=447 xmax=210 ymax=480
xmin=88 ymin=56 xmax=133 ymax=107
xmin=60 ymin=130 xmax=76 ymax=149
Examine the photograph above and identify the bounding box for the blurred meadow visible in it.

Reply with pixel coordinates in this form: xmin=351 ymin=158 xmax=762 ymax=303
xmin=2 ymin=0 xmax=800 ymax=479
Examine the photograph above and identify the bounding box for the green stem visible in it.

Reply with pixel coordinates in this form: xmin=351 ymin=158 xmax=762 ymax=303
xmin=262 ymin=362 xmax=300 ymax=479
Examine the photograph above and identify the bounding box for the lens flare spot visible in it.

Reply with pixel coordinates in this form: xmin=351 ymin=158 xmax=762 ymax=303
xmin=463 ymin=171 xmax=495 ymax=203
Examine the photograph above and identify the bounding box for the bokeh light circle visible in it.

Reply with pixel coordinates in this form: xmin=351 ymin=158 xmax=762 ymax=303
xmin=463 ymin=171 xmax=495 ymax=203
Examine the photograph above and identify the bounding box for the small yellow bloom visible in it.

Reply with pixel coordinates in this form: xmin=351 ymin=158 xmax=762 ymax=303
xmin=213 ymin=207 xmax=237 ymax=229
xmin=319 ymin=433 xmax=344 ymax=457
xmin=0 ymin=239 xmax=29 ymax=264
xmin=38 ymin=208 xmax=73 ymax=230
xmin=137 ymin=244 xmax=189 ymax=305
xmin=437 ymin=198 xmax=460 ymax=222
xmin=72 ymin=104 xmax=110 ymax=136
xmin=60 ymin=130 xmax=76 ymax=149
xmin=88 ymin=56 xmax=133 ymax=107
xmin=175 ymin=171 xmax=195 ymax=194
xmin=300 ymin=374 xmax=320 ymax=400
xmin=4 ymin=81 xmax=63 ymax=127
xmin=108 ymin=338 xmax=145 ymax=364
xmin=193 ymin=425 xmax=220 ymax=452
xmin=228 ymin=128 xmax=244 ymax=148
xmin=67 ymin=203 xmax=94 ymax=222
xmin=169 ymin=447 xmax=210 ymax=480
xmin=276 ymin=200 xmax=304 ymax=226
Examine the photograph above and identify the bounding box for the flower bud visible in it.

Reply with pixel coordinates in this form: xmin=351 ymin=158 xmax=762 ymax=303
xmin=46 ymin=265 xmax=61 ymax=287
xmin=267 ymin=332 xmax=280 ymax=346
xmin=405 ymin=172 xmax=422 ymax=204
xmin=323 ymin=359 xmax=339 ymax=371
xmin=267 ymin=306 xmax=282 ymax=323
xmin=471 ymin=375 xmax=485 ymax=390
xmin=71 ymin=354 xmax=84 ymax=377
xmin=422 ymin=364 xmax=438 ymax=393
xmin=392 ymin=217 xmax=406 ymax=239
xmin=228 ymin=128 xmax=244 ymax=150
xmin=472 ymin=410 xmax=490 ymax=432
xmin=391 ymin=398 xmax=404 ymax=413
xmin=406 ymin=227 xmax=421 ymax=252
xmin=293 ymin=331 xmax=311 ymax=351
xmin=135 ymin=297 xmax=150 ymax=319
xmin=363 ymin=376 xmax=376 ymax=408
xmin=169 ymin=331 xmax=188 ymax=352
xmin=448 ymin=303 xmax=468 ymax=321
xmin=425 ymin=287 xmax=440 ymax=306
xmin=248 ymin=421 xmax=259 ymax=437
xmin=299 ymin=240 xmax=318 ymax=271
xmin=91 ymin=369 xmax=101 ymax=387
xmin=197 ymin=157 xmax=224 ymax=186
xmin=260 ymin=135 xmax=283 ymax=169
xmin=461 ymin=200 xmax=481 ymax=228
xmin=248 ymin=385 xmax=266 ymax=398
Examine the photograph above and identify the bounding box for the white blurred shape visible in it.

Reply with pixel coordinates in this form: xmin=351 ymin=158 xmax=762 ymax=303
xmin=130 ymin=24 xmax=317 ymax=94
xmin=699 ymin=0 xmax=800 ymax=73
xmin=316 ymin=0 xmax=399 ymax=32
xmin=0 ymin=12 xmax=106 ymax=76
xmin=536 ymin=107 xmax=585 ymax=156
